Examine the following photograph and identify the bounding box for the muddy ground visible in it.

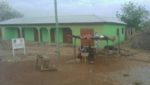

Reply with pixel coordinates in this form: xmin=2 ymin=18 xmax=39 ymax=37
xmin=0 ymin=44 xmax=150 ymax=85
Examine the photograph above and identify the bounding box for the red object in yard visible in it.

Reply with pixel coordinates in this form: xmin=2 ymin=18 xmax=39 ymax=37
xmin=80 ymin=29 xmax=94 ymax=46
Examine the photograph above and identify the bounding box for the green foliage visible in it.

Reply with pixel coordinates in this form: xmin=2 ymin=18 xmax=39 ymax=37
xmin=0 ymin=1 xmax=23 ymax=21
xmin=117 ymin=2 xmax=149 ymax=30
xmin=142 ymin=20 xmax=150 ymax=31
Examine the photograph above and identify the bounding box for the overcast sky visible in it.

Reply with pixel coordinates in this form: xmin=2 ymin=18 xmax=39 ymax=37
xmin=6 ymin=0 xmax=150 ymax=17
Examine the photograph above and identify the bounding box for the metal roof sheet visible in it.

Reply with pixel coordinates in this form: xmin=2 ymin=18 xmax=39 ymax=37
xmin=0 ymin=15 xmax=126 ymax=25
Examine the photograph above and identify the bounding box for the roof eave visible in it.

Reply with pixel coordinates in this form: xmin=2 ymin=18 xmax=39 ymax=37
xmin=0 ymin=22 xmax=126 ymax=26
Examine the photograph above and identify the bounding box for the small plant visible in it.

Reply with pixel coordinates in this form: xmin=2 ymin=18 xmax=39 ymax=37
xmin=134 ymin=81 xmax=143 ymax=85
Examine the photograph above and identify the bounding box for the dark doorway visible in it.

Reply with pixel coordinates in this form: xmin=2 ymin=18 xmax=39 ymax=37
xmin=117 ymin=28 xmax=119 ymax=36
xmin=17 ymin=28 xmax=21 ymax=38
xmin=40 ymin=29 xmax=43 ymax=42
xmin=33 ymin=28 xmax=38 ymax=42
xmin=50 ymin=28 xmax=55 ymax=43
xmin=22 ymin=29 xmax=25 ymax=38
xmin=63 ymin=28 xmax=72 ymax=43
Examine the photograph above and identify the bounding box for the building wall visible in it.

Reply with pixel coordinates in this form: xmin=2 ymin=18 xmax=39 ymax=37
xmin=58 ymin=23 xmax=125 ymax=47
xmin=50 ymin=28 xmax=63 ymax=43
xmin=23 ymin=27 xmax=34 ymax=41
xmin=1 ymin=23 xmax=126 ymax=47
xmin=95 ymin=24 xmax=125 ymax=48
xmin=125 ymin=28 xmax=136 ymax=40
xmin=4 ymin=27 xmax=18 ymax=40
xmin=40 ymin=27 xmax=50 ymax=42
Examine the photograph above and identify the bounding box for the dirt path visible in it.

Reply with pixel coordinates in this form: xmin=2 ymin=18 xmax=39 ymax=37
xmin=0 ymin=45 xmax=150 ymax=85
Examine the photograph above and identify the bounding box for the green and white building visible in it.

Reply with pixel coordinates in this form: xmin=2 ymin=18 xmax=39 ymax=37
xmin=0 ymin=15 xmax=126 ymax=47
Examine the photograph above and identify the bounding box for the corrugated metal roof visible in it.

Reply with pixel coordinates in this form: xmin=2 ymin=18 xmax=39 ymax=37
xmin=0 ymin=15 xmax=126 ymax=25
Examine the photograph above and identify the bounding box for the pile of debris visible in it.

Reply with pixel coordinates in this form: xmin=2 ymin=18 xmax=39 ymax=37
xmin=36 ymin=55 xmax=57 ymax=72
xmin=96 ymin=45 xmax=133 ymax=57
xmin=130 ymin=31 xmax=150 ymax=50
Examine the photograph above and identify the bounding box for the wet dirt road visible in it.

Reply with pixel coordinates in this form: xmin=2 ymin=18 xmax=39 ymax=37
xmin=1 ymin=55 xmax=150 ymax=85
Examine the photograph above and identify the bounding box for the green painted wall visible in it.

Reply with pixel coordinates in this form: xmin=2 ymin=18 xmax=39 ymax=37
xmin=2 ymin=23 xmax=126 ymax=48
xmin=4 ymin=27 xmax=18 ymax=40
xmin=94 ymin=24 xmax=125 ymax=48
xmin=23 ymin=27 xmax=34 ymax=41
xmin=57 ymin=23 xmax=125 ymax=47
xmin=58 ymin=29 xmax=63 ymax=43
xmin=53 ymin=28 xmax=63 ymax=43
xmin=40 ymin=28 xmax=50 ymax=42
xmin=51 ymin=28 xmax=63 ymax=43
xmin=52 ymin=24 xmax=100 ymax=45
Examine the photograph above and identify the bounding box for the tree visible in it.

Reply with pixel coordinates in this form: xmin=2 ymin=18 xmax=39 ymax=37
xmin=117 ymin=2 xmax=149 ymax=30
xmin=0 ymin=1 xmax=23 ymax=21
xmin=142 ymin=19 xmax=150 ymax=31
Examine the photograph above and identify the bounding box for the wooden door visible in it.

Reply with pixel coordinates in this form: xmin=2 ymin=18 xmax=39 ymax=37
xmin=50 ymin=29 xmax=55 ymax=43
xmin=34 ymin=29 xmax=38 ymax=42
xmin=63 ymin=28 xmax=72 ymax=43
xmin=17 ymin=28 xmax=20 ymax=38
xmin=40 ymin=29 xmax=43 ymax=41
xmin=80 ymin=29 xmax=94 ymax=46
xmin=22 ymin=29 xmax=25 ymax=38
